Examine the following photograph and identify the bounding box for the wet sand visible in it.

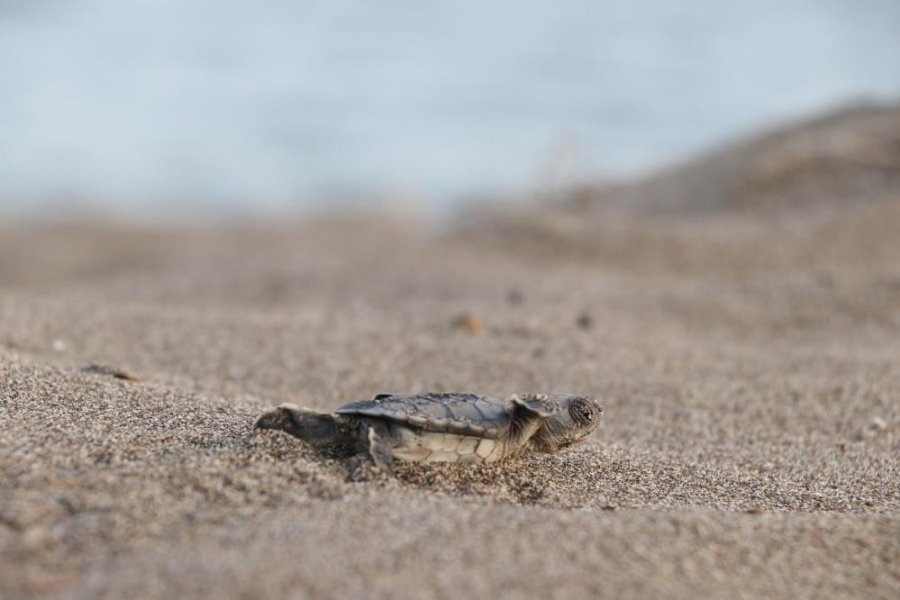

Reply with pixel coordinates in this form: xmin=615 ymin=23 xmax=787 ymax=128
xmin=2 ymin=104 xmax=899 ymax=598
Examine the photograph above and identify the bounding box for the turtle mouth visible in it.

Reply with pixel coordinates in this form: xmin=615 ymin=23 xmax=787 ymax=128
xmin=550 ymin=429 xmax=596 ymax=451
xmin=568 ymin=430 xmax=595 ymax=446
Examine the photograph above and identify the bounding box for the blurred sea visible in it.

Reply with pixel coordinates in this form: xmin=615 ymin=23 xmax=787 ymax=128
xmin=1 ymin=0 xmax=899 ymax=218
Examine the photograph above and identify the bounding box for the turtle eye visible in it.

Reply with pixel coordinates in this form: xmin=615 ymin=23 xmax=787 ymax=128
xmin=568 ymin=399 xmax=594 ymax=426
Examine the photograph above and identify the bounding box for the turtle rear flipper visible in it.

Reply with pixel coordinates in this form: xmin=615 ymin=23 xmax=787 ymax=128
xmin=255 ymin=403 xmax=338 ymax=448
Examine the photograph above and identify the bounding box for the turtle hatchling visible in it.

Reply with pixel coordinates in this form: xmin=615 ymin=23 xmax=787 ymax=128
xmin=255 ymin=392 xmax=602 ymax=473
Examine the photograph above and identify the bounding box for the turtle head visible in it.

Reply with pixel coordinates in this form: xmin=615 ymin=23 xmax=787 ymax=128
xmin=528 ymin=393 xmax=603 ymax=452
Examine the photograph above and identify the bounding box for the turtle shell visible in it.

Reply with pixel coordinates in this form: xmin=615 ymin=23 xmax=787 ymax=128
xmin=335 ymin=393 xmax=511 ymax=439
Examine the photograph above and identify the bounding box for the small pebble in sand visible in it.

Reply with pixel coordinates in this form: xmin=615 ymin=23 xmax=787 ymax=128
xmin=22 ymin=526 xmax=58 ymax=552
xmin=854 ymin=416 xmax=888 ymax=441
xmin=506 ymin=289 xmax=524 ymax=306
xmin=869 ymin=416 xmax=887 ymax=431
xmin=746 ymin=462 xmax=774 ymax=473
xmin=51 ymin=339 xmax=67 ymax=352
xmin=453 ymin=312 xmax=486 ymax=336
xmin=576 ymin=312 xmax=593 ymax=330
xmin=80 ymin=364 xmax=140 ymax=382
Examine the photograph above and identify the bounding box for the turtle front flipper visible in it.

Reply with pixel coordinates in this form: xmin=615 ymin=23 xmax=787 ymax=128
xmin=366 ymin=423 xmax=395 ymax=475
xmin=255 ymin=403 xmax=339 ymax=448
xmin=508 ymin=394 xmax=558 ymax=446
xmin=512 ymin=394 xmax=557 ymax=418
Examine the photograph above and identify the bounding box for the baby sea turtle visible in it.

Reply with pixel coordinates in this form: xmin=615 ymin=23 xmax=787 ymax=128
xmin=255 ymin=392 xmax=602 ymax=473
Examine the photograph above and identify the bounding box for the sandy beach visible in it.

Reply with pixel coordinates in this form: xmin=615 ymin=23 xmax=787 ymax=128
xmin=2 ymin=104 xmax=899 ymax=599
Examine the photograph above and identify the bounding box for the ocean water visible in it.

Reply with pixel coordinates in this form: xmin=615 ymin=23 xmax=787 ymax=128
xmin=1 ymin=0 xmax=899 ymax=218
